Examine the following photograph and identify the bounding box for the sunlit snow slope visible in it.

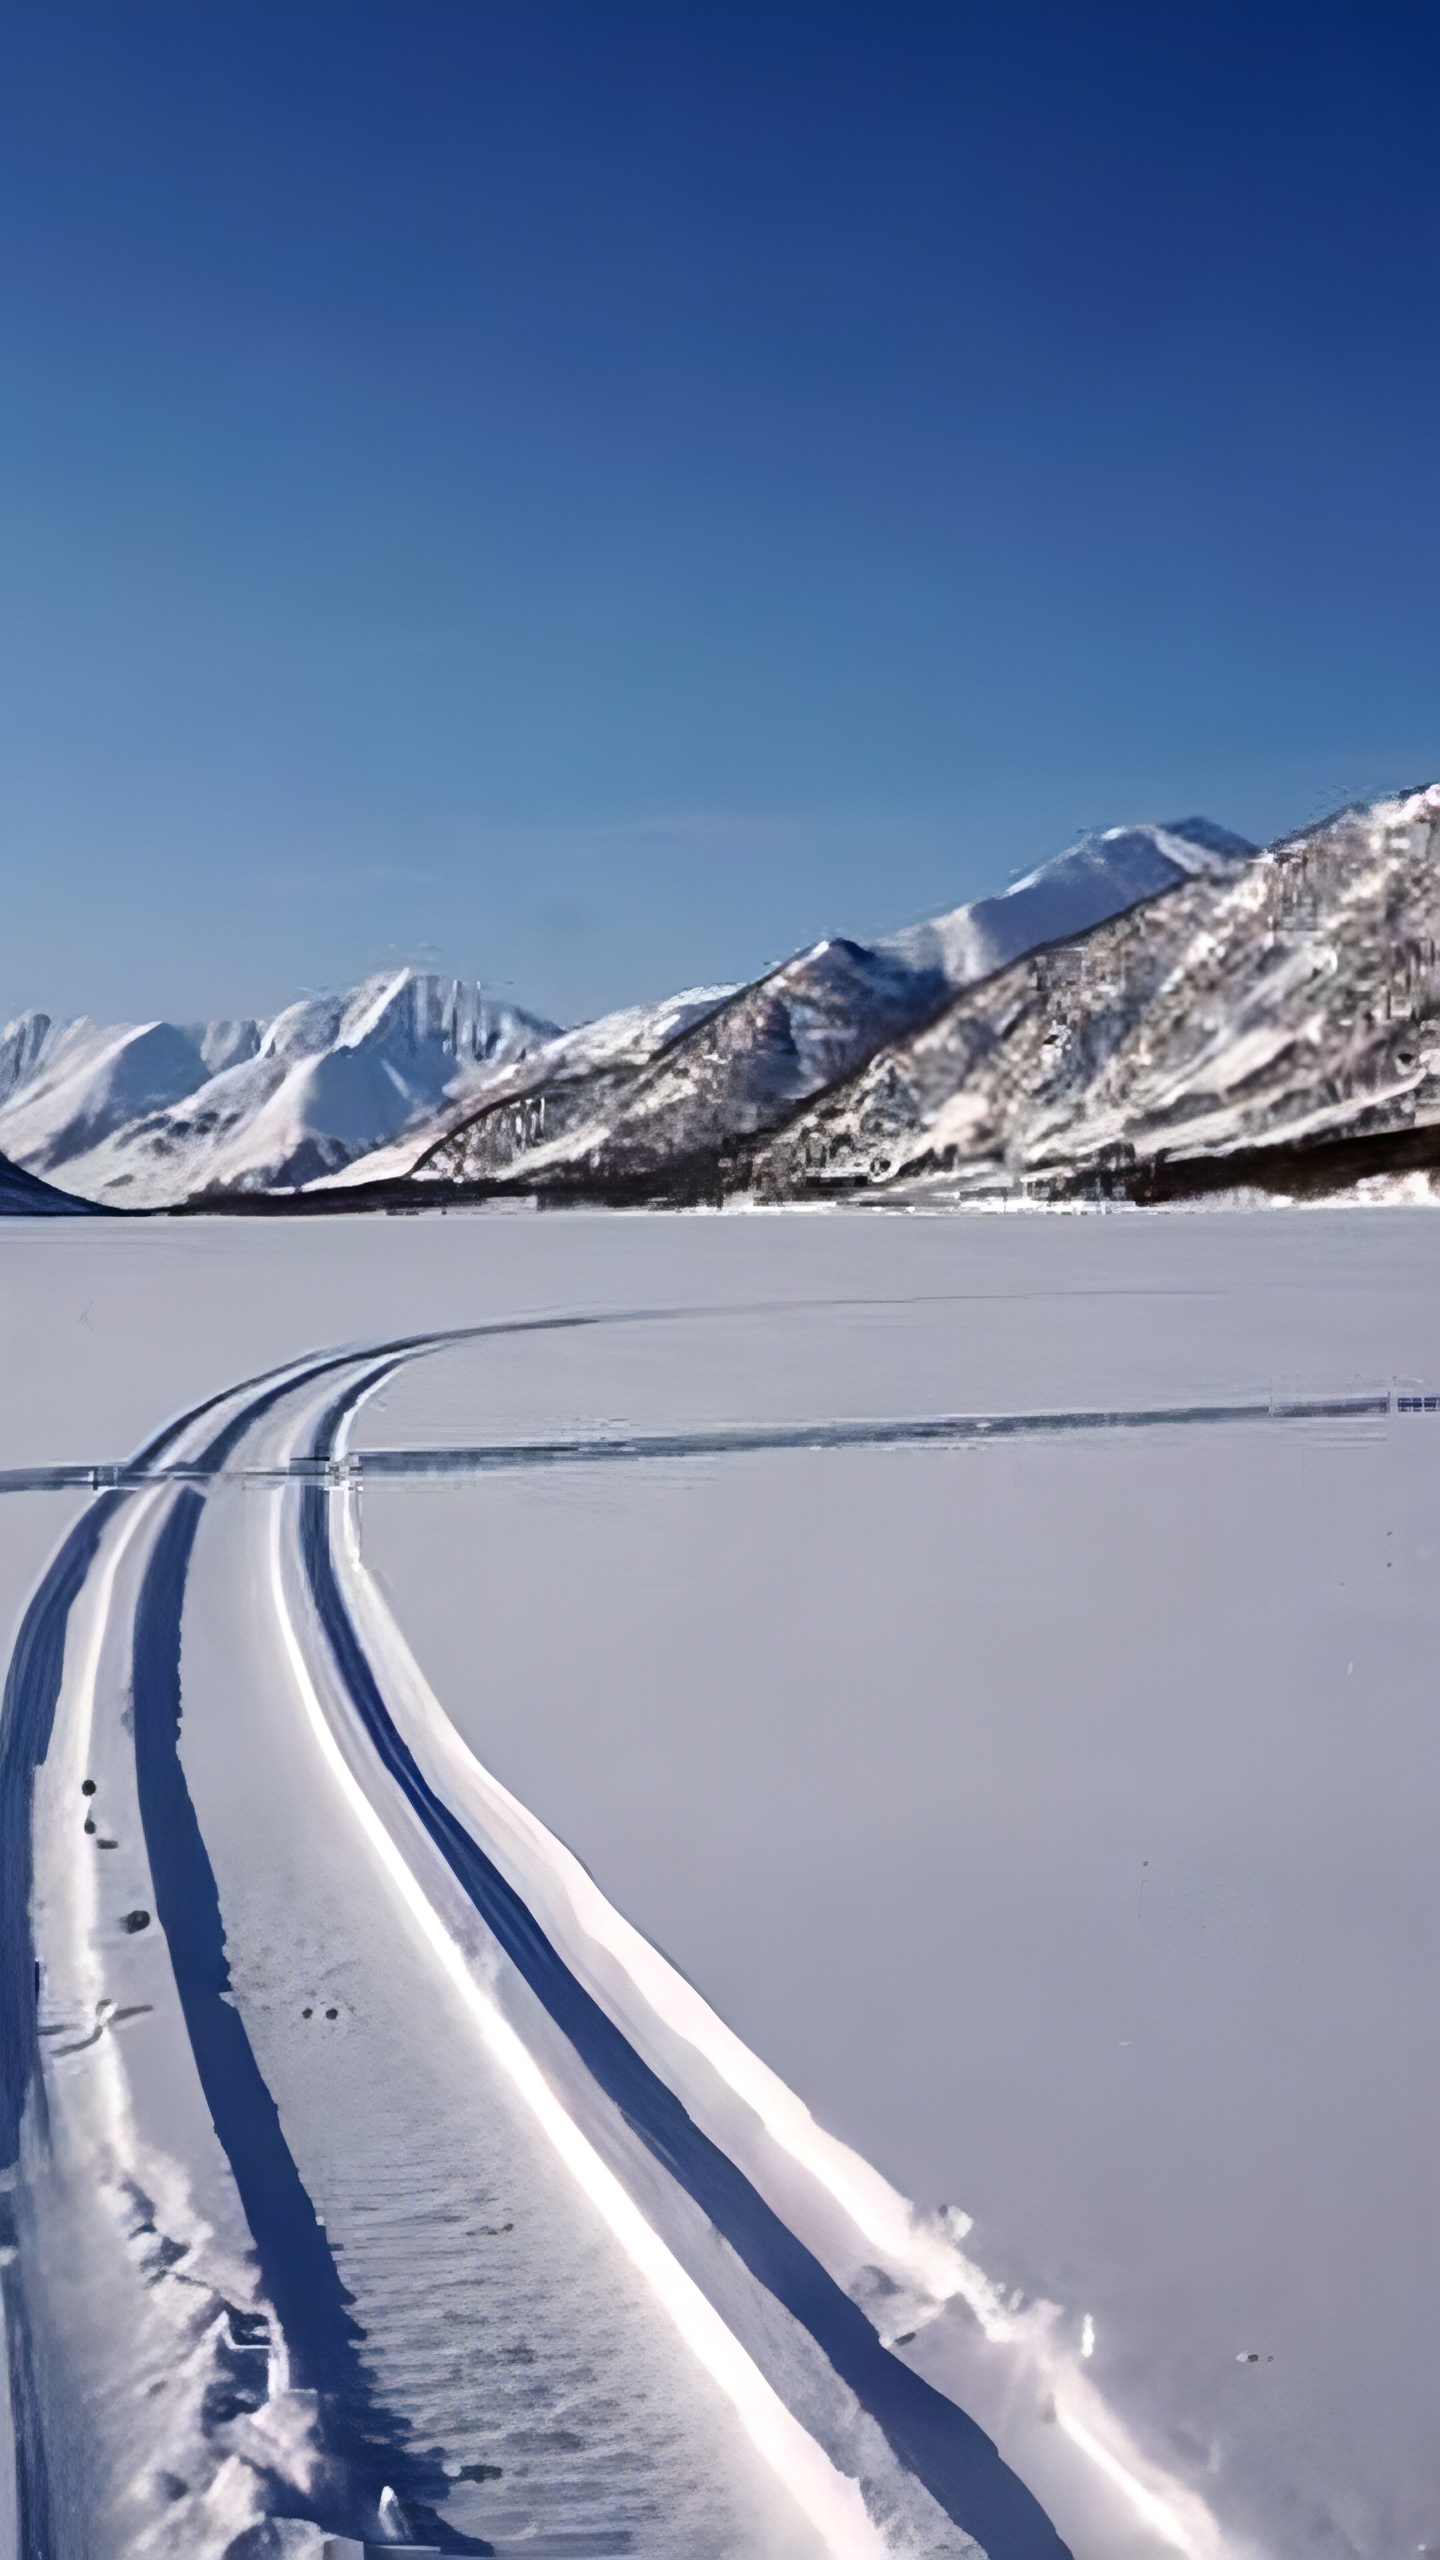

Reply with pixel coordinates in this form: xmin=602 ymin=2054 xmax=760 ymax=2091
xmin=0 ymin=975 xmax=558 ymax=1208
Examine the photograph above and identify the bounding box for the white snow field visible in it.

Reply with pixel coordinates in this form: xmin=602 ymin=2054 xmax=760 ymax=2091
xmin=0 ymin=1204 xmax=1436 ymax=2560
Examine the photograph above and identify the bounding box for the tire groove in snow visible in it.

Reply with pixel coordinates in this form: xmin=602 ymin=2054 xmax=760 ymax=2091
xmin=297 ymin=1371 xmax=1070 ymax=2560
xmin=126 ymin=1370 xmax=488 ymax=2552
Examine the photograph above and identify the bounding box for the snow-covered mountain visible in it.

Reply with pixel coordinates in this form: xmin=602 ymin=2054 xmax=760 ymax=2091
xmin=0 ymin=972 xmax=558 ymax=1207
xmin=331 ymin=817 xmax=1253 ymax=1200
xmin=745 ymin=785 xmax=1440 ymax=1204
xmin=37 ymin=796 xmax=1417 ymax=1215
xmin=0 ymin=1146 xmax=111 ymax=1215
xmin=317 ymin=980 xmax=740 ymax=1192
xmin=873 ymin=817 xmax=1253 ymax=982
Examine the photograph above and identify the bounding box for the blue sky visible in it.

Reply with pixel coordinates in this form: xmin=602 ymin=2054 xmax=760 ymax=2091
xmin=2 ymin=1 xmax=1436 ymax=1029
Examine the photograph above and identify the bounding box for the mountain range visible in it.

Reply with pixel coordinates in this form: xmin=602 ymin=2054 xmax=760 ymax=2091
xmin=749 ymin=782 xmax=1440 ymax=1206
xmin=4 ymin=786 xmax=1437 ymax=1214
xmin=0 ymin=974 xmax=557 ymax=1208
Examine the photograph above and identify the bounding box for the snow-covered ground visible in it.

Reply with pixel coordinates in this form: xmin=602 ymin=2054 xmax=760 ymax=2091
xmin=1 ymin=1204 xmax=1436 ymax=2560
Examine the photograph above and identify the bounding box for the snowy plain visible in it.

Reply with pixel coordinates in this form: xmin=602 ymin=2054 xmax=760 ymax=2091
xmin=1 ymin=1203 xmax=1437 ymax=2560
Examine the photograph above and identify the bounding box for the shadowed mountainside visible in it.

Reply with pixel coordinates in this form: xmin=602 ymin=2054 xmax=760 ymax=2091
xmin=0 ymin=1148 xmax=111 ymax=1216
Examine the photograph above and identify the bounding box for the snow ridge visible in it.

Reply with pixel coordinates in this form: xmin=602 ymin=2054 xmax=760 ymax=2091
xmin=0 ymin=973 xmax=558 ymax=1208
xmin=352 ymin=819 xmax=1255 ymax=1199
xmin=746 ymin=785 xmax=1440 ymax=1204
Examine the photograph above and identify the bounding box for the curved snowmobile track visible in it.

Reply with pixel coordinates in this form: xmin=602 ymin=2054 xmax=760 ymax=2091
xmin=2 ymin=1320 xmax=1241 ymax=2560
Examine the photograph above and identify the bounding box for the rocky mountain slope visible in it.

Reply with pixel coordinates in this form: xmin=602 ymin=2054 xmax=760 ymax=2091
xmin=317 ymin=980 xmax=738 ymax=1192
xmin=743 ymin=786 xmax=1440 ymax=1204
xmin=328 ymin=818 xmax=1250 ymax=1202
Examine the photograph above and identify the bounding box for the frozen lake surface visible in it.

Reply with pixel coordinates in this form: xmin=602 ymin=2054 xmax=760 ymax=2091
xmin=1 ymin=1204 xmax=1436 ymax=2560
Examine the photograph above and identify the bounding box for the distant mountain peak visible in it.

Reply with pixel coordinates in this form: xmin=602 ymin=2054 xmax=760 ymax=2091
xmin=876 ymin=814 xmax=1253 ymax=989
xmin=1159 ymin=816 xmax=1257 ymax=863
xmin=0 ymin=970 xmax=559 ymax=1207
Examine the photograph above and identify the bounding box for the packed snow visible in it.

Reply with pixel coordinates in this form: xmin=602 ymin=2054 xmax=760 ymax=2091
xmin=2 ymin=1202 xmax=1436 ymax=2560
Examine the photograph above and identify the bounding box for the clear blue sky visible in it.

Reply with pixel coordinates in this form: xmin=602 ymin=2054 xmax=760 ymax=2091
xmin=3 ymin=1 xmax=1436 ymax=1029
